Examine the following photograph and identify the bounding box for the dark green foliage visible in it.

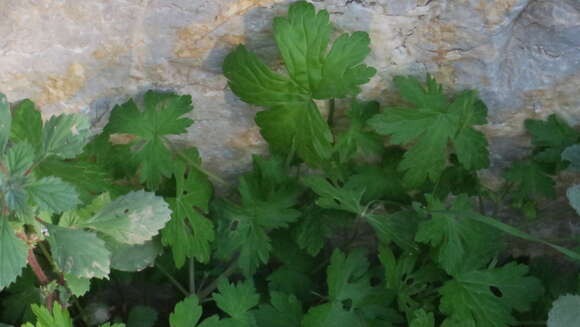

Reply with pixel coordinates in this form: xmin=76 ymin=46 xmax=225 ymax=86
xmin=2 ymin=2 xmax=580 ymax=327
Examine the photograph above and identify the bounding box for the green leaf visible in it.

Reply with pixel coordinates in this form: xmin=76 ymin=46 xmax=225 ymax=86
xmin=410 ymin=309 xmax=435 ymax=327
xmin=254 ymin=292 xmax=303 ymax=327
xmin=107 ymin=239 xmax=162 ymax=272
xmin=223 ymin=1 xmax=375 ymax=166
xmin=41 ymin=113 xmax=90 ymax=159
xmin=10 ymin=99 xmax=42 ymax=149
xmin=4 ymin=142 xmax=35 ymax=176
xmin=170 ymin=295 xmax=203 ymax=327
xmin=255 ymin=101 xmax=333 ymax=166
xmin=105 ymin=92 xmax=194 ymax=188
xmin=335 ymin=100 xmax=383 ymax=163
xmin=0 ymin=93 xmax=11 ymax=153
xmin=302 ymin=303 xmax=362 ymax=327
xmin=415 ymin=195 xmax=501 ymax=275
xmin=1 ymin=270 xmax=40 ymax=324
xmin=127 ymin=306 xmax=157 ymax=327
xmin=28 ymin=304 xmax=73 ymax=327
xmin=162 ymin=150 xmax=214 ymax=267
xmin=46 ymin=224 xmax=110 ymax=279
xmin=303 ymin=176 xmax=364 ymax=214
xmin=0 ymin=218 xmax=28 ymax=290
xmin=566 ymin=184 xmax=580 ymax=216
xmin=504 ymin=160 xmax=556 ymax=203
xmin=439 ymin=262 xmax=543 ymax=327
xmin=25 ymin=177 xmax=80 ymax=213
xmin=80 ymin=190 xmax=171 ymax=245
xmin=213 ymin=279 xmax=259 ymax=320
xmin=1 ymin=175 xmax=29 ymax=212
xmin=547 ymin=294 xmax=580 ymax=327
xmin=272 ymin=1 xmax=375 ymax=98
xmin=326 ymin=249 xmax=373 ymax=307
xmin=63 ymin=273 xmax=91 ymax=297
xmin=216 ymin=157 xmax=301 ymax=275
xmin=368 ymin=77 xmax=489 ymax=186
xmin=525 ymin=114 xmax=577 ymax=149
xmin=35 ymin=158 xmax=115 ymax=204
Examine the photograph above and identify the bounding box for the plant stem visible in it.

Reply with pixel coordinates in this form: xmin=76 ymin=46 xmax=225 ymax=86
xmin=197 ymin=259 xmax=238 ymax=300
xmin=155 ymin=263 xmax=189 ymax=297
xmin=189 ymin=259 xmax=195 ymax=295
xmin=327 ymin=99 xmax=336 ymax=127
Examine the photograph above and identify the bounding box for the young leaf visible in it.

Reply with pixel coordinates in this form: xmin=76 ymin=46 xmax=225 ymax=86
xmin=213 ymin=279 xmax=260 ymax=321
xmin=80 ymin=190 xmax=172 ymax=245
xmin=25 ymin=177 xmax=80 ymax=213
xmin=303 ymin=176 xmax=364 ymax=214
xmin=170 ymin=295 xmax=203 ymax=327
xmin=0 ymin=218 xmax=28 ymax=290
xmin=0 ymin=93 xmax=11 ymax=153
xmin=46 ymin=224 xmax=110 ymax=279
xmin=525 ymin=114 xmax=577 ymax=149
xmin=547 ymin=294 xmax=580 ymax=327
xmin=27 ymin=304 xmax=73 ymax=327
xmin=327 ymin=249 xmax=373 ymax=307
xmin=1 ymin=174 xmax=29 ymax=212
xmin=223 ymin=1 xmax=375 ymax=166
xmin=368 ymin=76 xmax=489 ymax=186
xmin=439 ymin=262 xmax=543 ymax=327
xmin=162 ymin=149 xmax=214 ymax=267
xmin=105 ymin=91 xmax=194 ymax=188
xmin=41 ymin=113 xmax=90 ymax=159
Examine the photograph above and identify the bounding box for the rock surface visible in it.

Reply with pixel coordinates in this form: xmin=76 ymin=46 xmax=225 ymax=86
xmin=1 ymin=0 xmax=579 ymax=181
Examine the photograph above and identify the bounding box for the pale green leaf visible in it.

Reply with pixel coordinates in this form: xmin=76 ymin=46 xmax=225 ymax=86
xmin=567 ymin=184 xmax=580 ymax=216
xmin=0 ymin=218 xmax=28 ymax=290
xmin=63 ymin=273 xmax=91 ymax=297
xmin=108 ymin=239 xmax=162 ymax=272
xmin=46 ymin=224 xmax=110 ymax=279
xmin=547 ymin=294 xmax=580 ymax=327
xmin=410 ymin=309 xmax=434 ymax=327
xmin=81 ymin=190 xmax=171 ymax=245
xmin=562 ymin=144 xmax=580 ymax=170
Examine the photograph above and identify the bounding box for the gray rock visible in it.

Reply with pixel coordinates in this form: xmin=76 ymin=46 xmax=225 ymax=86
xmin=0 ymin=0 xmax=579 ymax=181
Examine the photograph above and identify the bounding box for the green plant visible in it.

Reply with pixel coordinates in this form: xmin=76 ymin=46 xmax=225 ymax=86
xmin=0 ymin=95 xmax=172 ymax=311
xmin=2 ymin=1 xmax=580 ymax=327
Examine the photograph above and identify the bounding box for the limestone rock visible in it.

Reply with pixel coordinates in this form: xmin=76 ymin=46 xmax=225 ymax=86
xmin=1 ymin=0 xmax=579 ymax=182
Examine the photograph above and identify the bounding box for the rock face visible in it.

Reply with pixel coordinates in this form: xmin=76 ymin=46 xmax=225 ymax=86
xmin=1 ymin=0 xmax=579 ymax=179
